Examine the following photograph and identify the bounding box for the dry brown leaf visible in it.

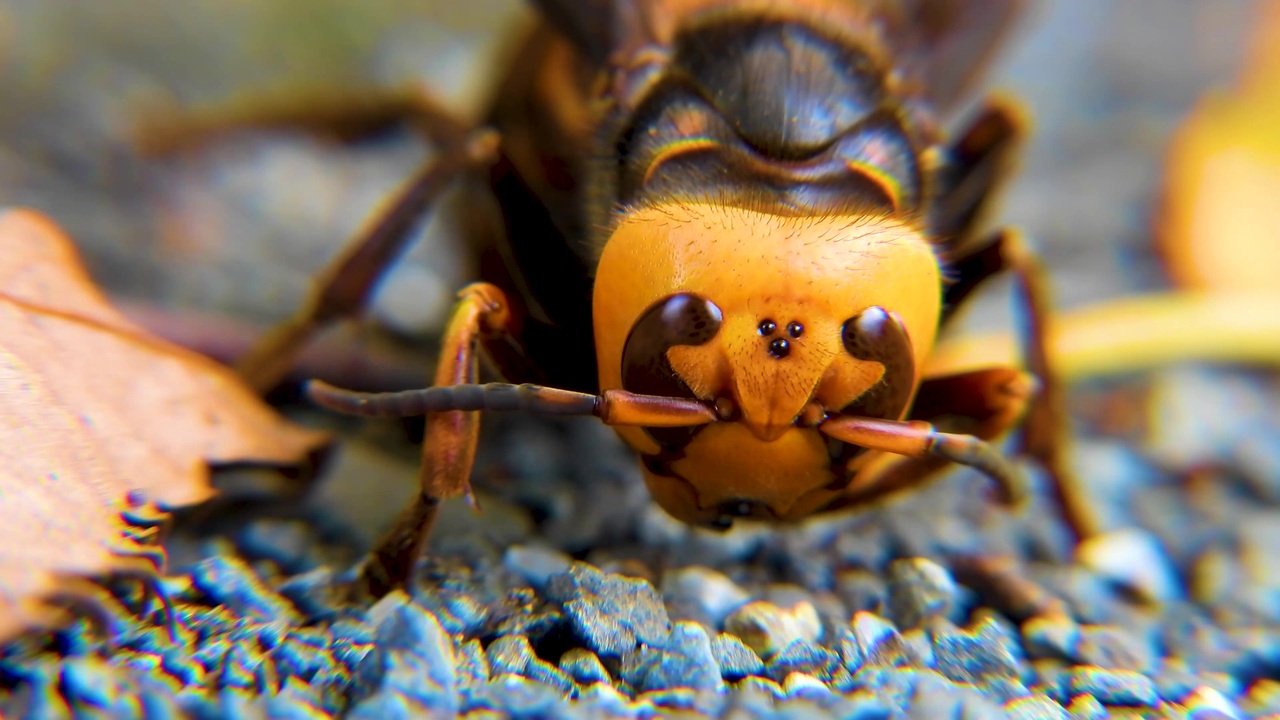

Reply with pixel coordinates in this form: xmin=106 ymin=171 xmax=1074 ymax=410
xmin=1157 ymin=0 xmax=1280 ymax=292
xmin=0 ymin=208 xmax=330 ymax=642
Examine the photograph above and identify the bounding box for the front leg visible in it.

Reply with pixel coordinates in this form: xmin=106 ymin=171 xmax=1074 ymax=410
xmin=314 ymin=282 xmax=722 ymax=598
xmin=357 ymin=282 xmax=515 ymax=599
xmin=814 ymin=366 xmax=1038 ymax=513
xmin=816 ymin=366 xmax=1074 ymax=626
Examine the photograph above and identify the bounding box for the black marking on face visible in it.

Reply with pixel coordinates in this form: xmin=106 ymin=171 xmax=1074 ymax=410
xmin=826 ymin=306 xmax=917 ymax=489
xmin=622 ymin=293 xmax=723 ymax=450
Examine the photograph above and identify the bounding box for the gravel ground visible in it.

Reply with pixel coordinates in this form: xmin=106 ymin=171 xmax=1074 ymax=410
xmin=1 ymin=1 xmax=1278 ymax=718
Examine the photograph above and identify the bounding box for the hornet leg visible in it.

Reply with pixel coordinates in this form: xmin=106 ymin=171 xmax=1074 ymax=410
xmin=133 ymin=84 xmax=491 ymax=393
xmin=134 ymin=84 xmax=470 ymax=156
xmin=817 ymin=367 xmax=1038 ymax=511
xmin=357 ymin=282 xmax=515 ymax=599
xmin=942 ymin=228 xmax=1097 ymax=541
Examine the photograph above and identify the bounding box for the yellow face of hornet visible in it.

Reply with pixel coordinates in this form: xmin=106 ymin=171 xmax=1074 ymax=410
xmin=593 ymin=203 xmax=941 ymax=525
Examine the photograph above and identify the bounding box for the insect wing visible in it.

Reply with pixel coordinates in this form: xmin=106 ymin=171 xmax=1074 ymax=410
xmin=875 ymin=0 xmax=1026 ymax=110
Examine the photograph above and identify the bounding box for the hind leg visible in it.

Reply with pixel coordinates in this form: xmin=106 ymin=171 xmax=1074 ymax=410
xmin=938 ymin=229 xmax=1096 ymax=541
xmin=233 ymin=128 xmax=500 ymax=392
xmin=134 ymin=84 xmax=492 ymax=393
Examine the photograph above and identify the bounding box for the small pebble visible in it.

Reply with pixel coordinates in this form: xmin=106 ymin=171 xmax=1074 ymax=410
xmin=661 ymin=566 xmax=750 ymax=627
xmin=898 ymin=668 xmax=1000 ymax=719
xmin=575 ymin=682 xmax=635 ymax=718
xmin=559 ymin=648 xmax=611 ymax=686
xmin=901 ymin=628 xmax=935 ymax=668
xmin=1077 ymin=528 xmax=1182 ymax=603
xmin=272 ymin=639 xmax=331 ymax=684
xmin=479 ymin=674 xmax=571 ymax=718
xmin=825 ymin=690 xmax=894 ymax=720
xmin=216 ymin=642 xmax=265 ymax=691
xmin=1153 ymin=660 xmax=1241 ymax=703
xmin=486 ymin=635 xmax=535 ymax=676
xmin=985 ymin=676 xmax=1033 ymax=704
xmin=783 ymin=672 xmax=832 ymax=701
xmin=544 ymin=563 xmax=671 ymax=660
xmin=61 ymin=657 xmax=124 ymax=711
xmin=488 ymin=587 xmax=563 ymax=641
xmin=766 ymin=639 xmax=840 ymax=683
xmin=711 ymin=632 xmax=765 ymax=681
xmin=931 ymin=616 xmax=1021 ymax=684
xmin=113 ymin=650 xmax=163 ymax=678
xmin=159 ymin=645 xmax=205 ymax=688
xmin=189 ymin=555 xmax=303 ymax=625
xmin=503 ymin=545 xmax=573 ymax=593
xmin=1066 ymin=667 xmax=1158 ymax=707
xmin=850 ymin=612 xmax=922 ymax=668
xmin=1065 ymin=693 xmax=1107 ymax=720
xmin=724 ymin=600 xmax=822 ymax=659
xmin=630 ymin=621 xmax=723 ymax=693
xmin=887 ymin=558 xmax=957 ymax=629
xmin=736 ymin=675 xmax=786 ymax=701
xmin=1183 ymin=686 xmax=1245 ymax=720
xmin=355 ymin=592 xmax=457 ymax=713
xmin=836 ymin=569 xmax=888 ymax=615
xmin=639 ymin=687 xmax=698 ymax=710
xmin=1023 ymin=614 xmax=1082 ymax=661
xmin=418 ymin=588 xmax=489 ymax=637
xmin=526 ymin=658 xmax=575 ymax=696
xmin=1004 ymin=694 xmax=1069 ymax=720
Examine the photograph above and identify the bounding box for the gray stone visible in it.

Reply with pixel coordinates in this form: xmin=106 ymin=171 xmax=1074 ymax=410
xmin=629 ymin=622 xmax=724 ymax=694
xmin=544 ymin=563 xmax=671 ymax=660
xmin=661 ymin=566 xmax=750 ymax=628
xmin=189 ymin=556 xmax=302 ymax=626
xmin=724 ymin=599 xmax=822 ymax=659
xmin=1066 ymin=667 xmax=1159 ymax=708
xmin=1077 ymin=528 xmax=1182 ymax=603
xmin=711 ymin=632 xmax=765 ymax=681
xmin=558 ymin=648 xmax=611 ymax=686
xmin=887 ymin=558 xmax=958 ymax=629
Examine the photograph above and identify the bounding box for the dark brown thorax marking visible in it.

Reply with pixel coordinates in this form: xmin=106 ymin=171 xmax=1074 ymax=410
xmin=827 ymin=306 xmax=917 ymax=489
xmin=621 ymin=293 xmax=723 ymax=451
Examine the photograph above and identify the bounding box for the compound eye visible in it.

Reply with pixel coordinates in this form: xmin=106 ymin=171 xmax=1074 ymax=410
xmin=622 ymin=293 xmax=724 ymax=449
xmin=839 ymin=306 xmax=916 ymax=422
xmin=827 ymin=307 xmax=919 ymax=484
